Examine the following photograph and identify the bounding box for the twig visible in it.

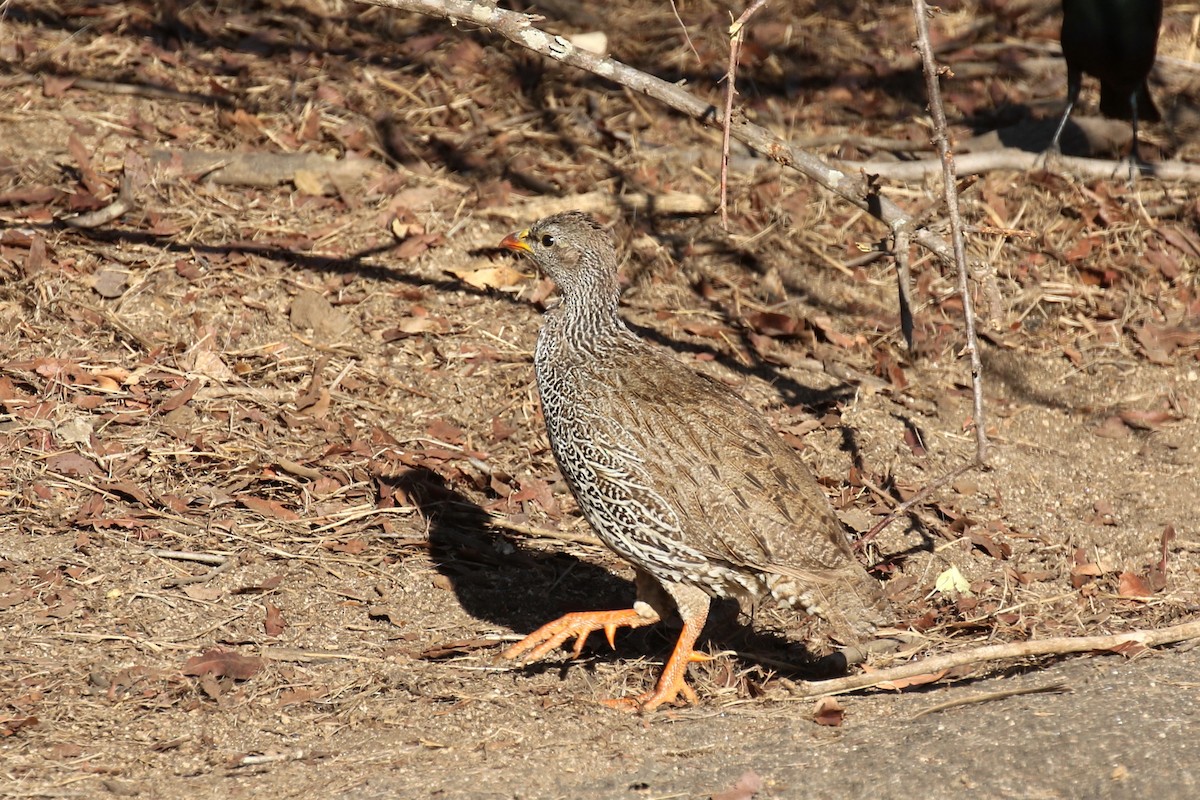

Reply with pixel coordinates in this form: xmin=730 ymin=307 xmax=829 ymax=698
xmin=666 ymin=0 xmax=701 ymax=66
xmin=147 ymin=550 xmax=230 ymax=566
xmin=60 ymin=176 xmax=136 ymax=229
xmin=487 ymin=513 xmax=603 ymax=546
xmin=910 ymin=682 xmax=1071 ymax=719
xmin=232 ymin=750 xmax=333 ymax=768
xmin=858 ymin=460 xmax=974 ymax=546
xmin=352 ymin=0 xmax=963 ymax=273
xmin=910 ymin=0 xmax=989 ymax=466
xmin=893 ymin=226 xmax=915 ymax=351
xmin=718 ymin=0 xmax=769 ymax=229
xmin=161 ymin=554 xmax=237 ymax=588
xmin=787 ymin=619 xmax=1200 ymax=698
xmin=844 ymin=149 xmax=1200 ymax=182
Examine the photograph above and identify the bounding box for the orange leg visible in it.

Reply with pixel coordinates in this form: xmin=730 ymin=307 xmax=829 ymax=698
xmin=502 ymin=607 xmax=660 ymax=663
xmin=601 ymin=607 xmax=709 ymax=713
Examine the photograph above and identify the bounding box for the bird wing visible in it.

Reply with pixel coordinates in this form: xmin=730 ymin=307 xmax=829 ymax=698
xmin=595 ymin=346 xmax=860 ymax=578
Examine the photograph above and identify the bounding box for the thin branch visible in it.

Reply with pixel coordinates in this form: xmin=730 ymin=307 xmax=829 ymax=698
xmin=788 ymin=619 xmax=1200 ymax=698
xmin=666 ymin=0 xmax=701 ymax=66
xmin=910 ymin=0 xmax=989 ymax=465
xmin=844 ymin=149 xmax=1200 ymax=182
xmin=909 ymin=682 xmax=1070 ymax=719
xmin=857 ymin=460 xmax=974 ymax=547
xmin=718 ymin=0 xmax=769 ymax=229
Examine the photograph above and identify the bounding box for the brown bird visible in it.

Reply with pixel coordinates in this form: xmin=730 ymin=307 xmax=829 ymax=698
xmin=500 ymin=212 xmax=887 ymax=711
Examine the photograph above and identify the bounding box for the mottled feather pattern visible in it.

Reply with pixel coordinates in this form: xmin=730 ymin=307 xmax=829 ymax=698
xmin=523 ymin=212 xmax=886 ymax=640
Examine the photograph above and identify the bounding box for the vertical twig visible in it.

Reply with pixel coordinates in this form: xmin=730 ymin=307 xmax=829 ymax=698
xmin=910 ymin=0 xmax=989 ymax=466
xmin=718 ymin=0 xmax=769 ymax=230
xmin=667 ymin=0 xmax=702 ymax=66
xmin=894 ymin=227 xmax=915 ymax=351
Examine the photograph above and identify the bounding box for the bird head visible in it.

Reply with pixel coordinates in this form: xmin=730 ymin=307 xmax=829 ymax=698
xmin=500 ymin=211 xmax=617 ymax=299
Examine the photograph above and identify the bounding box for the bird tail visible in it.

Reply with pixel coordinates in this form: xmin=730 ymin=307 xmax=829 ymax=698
xmin=770 ymin=564 xmax=888 ymax=643
xmin=1099 ymin=82 xmax=1161 ymax=123
xmin=823 ymin=567 xmax=889 ymax=643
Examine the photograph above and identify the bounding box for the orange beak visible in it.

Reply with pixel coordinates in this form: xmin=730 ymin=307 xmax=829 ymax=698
xmin=500 ymin=229 xmax=532 ymax=254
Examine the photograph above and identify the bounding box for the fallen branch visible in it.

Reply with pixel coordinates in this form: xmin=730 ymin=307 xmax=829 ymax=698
xmin=353 ymin=0 xmax=962 ymax=272
xmin=61 ymin=176 xmax=137 ymax=229
xmin=160 ymin=554 xmax=237 ymax=588
xmin=846 ymin=149 xmax=1200 ymax=182
xmin=787 ymin=618 xmax=1200 ymax=698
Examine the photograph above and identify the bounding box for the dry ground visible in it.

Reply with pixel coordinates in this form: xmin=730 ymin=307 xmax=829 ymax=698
xmin=2 ymin=1 xmax=1200 ymax=798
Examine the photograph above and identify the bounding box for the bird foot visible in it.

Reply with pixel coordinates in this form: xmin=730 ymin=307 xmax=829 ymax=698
xmin=502 ymin=608 xmax=658 ymax=663
xmin=599 ymin=671 xmax=699 ymax=713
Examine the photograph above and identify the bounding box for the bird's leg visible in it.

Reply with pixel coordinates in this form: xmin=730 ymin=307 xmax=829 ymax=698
xmin=601 ymin=601 xmax=710 ymax=713
xmin=503 ymin=604 xmax=662 ymax=663
xmin=1047 ymin=68 xmax=1083 ymax=155
xmin=1124 ymin=89 xmax=1147 ymax=184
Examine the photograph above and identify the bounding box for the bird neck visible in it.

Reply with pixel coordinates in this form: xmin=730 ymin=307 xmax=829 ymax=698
xmin=547 ymin=279 xmax=628 ymax=349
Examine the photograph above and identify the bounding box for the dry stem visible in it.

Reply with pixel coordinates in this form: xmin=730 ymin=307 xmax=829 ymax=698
xmin=788 ymin=619 xmax=1200 ymax=698
xmin=910 ymin=0 xmax=988 ymax=466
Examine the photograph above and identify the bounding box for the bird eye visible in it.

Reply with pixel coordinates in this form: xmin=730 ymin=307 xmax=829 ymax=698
xmin=540 ymin=234 xmax=555 ymax=247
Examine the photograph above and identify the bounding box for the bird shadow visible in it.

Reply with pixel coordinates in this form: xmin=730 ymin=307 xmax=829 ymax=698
xmin=387 ymin=465 xmax=861 ymax=681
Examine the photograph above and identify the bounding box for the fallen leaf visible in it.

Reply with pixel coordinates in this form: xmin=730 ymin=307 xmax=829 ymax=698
xmin=0 ymin=715 xmax=38 ymax=736
xmin=812 ymin=696 xmax=844 ymax=727
xmin=934 ymin=565 xmax=971 ymax=597
xmin=902 ymin=426 xmax=926 ymax=457
xmin=746 ymin=311 xmax=799 ymax=337
xmin=711 ymin=770 xmax=764 ymax=800
xmin=872 ymin=669 xmax=949 ymax=691
xmin=1117 ymin=571 xmax=1153 ymax=599
xmin=234 ymin=575 xmax=284 ymax=594
xmin=383 ymin=315 xmax=447 ymax=339
xmin=192 ymin=349 xmax=235 ymax=382
xmin=810 ymin=314 xmax=861 ymax=348
xmin=93 ymin=268 xmax=128 ymax=299
xmin=446 ymin=264 xmax=525 ymax=291
xmin=325 ymin=537 xmax=368 ymax=554
xmin=490 ymin=417 xmax=518 ymax=442
xmin=160 ymin=379 xmax=201 ymax=412
xmin=1133 ymin=322 xmax=1200 ymax=365
xmin=182 ymin=585 xmax=222 ymax=601
xmin=426 ymin=418 xmax=464 ymax=445
xmin=396 ymin=232 xmax=443 ymax=259
xmin=239 ymin=496 xmax=301 ymax=521
xmin=278 ymin=688 xmax=322 ymax=707
xmin=182 ymin=648 xmax=264 ymax=680
xmin=46 ymin=452 xmax=101 ymax=477
xmin=292 ymin=169 xmax=326 ymax=195
xmin=967 ymin=531 xmax=1012 ymax=560
xmin=1109 ymin=640 xmax=1149 ymax=658
xmin=264 ymin=602 xmax=286 ymax=637
xmin=1117 ymin=408 xmax=1177 ymax=430
xmin=368 ymin=605 xmax=405 ymax=627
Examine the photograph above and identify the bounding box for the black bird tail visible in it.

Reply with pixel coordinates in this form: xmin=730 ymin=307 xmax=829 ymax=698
xmin=1100 ymin=81 xmax=1161 ymax=123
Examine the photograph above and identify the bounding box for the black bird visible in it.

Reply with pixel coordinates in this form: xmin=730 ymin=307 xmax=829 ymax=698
xmin=1049 ymin=0 xmax=1163 ymax=155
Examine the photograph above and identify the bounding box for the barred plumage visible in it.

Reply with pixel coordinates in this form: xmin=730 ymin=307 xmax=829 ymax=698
xmin=500 ymin=211 xmax=887 ymax=711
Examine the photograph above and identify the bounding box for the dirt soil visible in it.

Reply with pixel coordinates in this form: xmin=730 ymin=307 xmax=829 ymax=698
xmin=2 ymin=1 xmax=1200 ymax=798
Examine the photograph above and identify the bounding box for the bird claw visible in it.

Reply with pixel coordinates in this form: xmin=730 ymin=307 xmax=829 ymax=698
xmin=502 ymin=608 xmax=655 ymax=664
xmin=599 ymin=673 xmax=699 ymax=713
